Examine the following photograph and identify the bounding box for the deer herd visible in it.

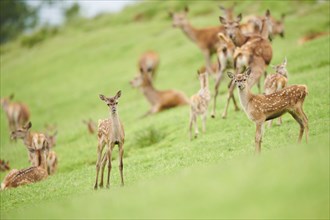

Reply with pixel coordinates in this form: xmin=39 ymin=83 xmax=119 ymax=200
xmin=1 ymin=4 xmax=311 ymax=191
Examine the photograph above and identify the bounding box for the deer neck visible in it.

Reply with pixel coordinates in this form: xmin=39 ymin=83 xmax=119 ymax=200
xmin=260 ymin=19 xmax=269 ymax=39
xmin=181 ymin=22 xmax=198 ymax=43
xmin=234 ymin=29 xmax=249 ymax=47
xmin=109 ymin=111 xmax=123 ymax=142
xmin=141 ymin=80 xmax=160 ymax=105
xmin=23 ymin=131 xmax=33 ymax=147
xmin=237 ymin=86 xmax=254 ymax=112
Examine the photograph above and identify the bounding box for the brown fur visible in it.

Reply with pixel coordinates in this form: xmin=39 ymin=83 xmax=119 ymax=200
xmin=130 ymin=72 xmax=189 ymax=117
xmin=298 ymin=32 xmax=329 ymax=45
xmin=1 ymin=166 xmax=48 ymax=190
xmin=138 ymin=51 xmax=160 ymax=79
xmin=228 ymin=68 xmax=308 ymax=153
xmin=95 ymin=91 xmax=125 ymax=189
xmin=0 ymin=160 xmax=10 ymax=172
xmin=47 ymin=151 xmax=58 ymax=175
xmin=170 ymin=6 xmax=225 ymax=73
xmin=0 ymin=94 xmax=30 ymax=139
xmin=83 ymin=119 xmax=96 ymax=134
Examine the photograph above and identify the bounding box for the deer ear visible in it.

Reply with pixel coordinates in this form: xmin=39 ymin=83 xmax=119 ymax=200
xmin=227 ymin=71 xmax=234 ymax=79
xmin=265 ymin=9 xmax=270 ymax=17
xmin=115 ymin=90 xmax=122 ymax=99
xmin=236 ymin=13 xmax=242 ymax=23
xmin=184 ymin=6 xmax=189 ymax=13
xmin=219 ymin=16 xmax=226 ymax=24
xmin=283 ymin=57 xmax=287 ymax=66
xmin=9 ymin=93 xmax=14 ymax=100
xmin=245 ymin=67 xmax=252 ymax=76
xmin=24 ymin=121 xmax=32 ymax=130
xmin=99 ymin=94 xmax=107 ymax=102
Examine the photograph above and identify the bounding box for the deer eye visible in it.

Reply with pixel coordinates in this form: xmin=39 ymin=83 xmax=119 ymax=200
xmin=115 ymin=102 xmax=118 ymax=104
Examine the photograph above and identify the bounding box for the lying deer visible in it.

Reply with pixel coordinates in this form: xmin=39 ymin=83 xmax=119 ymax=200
xmin=138 ymin=51 xmax=160 ymax=79
xmin=1 ymin=166 xmax=48 ymax=190
xmin=94 ymin=91 xmax=125 ymax=189
xmin=264 ymin=57 xmax=289 ymax=127
xmin=0 ymin=160 xmax=10 ymax=172
xmin=11 ymin=122 xmax=57 ymax=175
xmin=169 ymin=6 xmax=224 ymax=74
xmin=228 ymin=68 xmax=308 ymax=153
xmin=130 ymin=71 xmax=189 ymax=117
xmin=0 ymin=94 xmax=30 ymax=140
xmin=83 ymin=119 xmax=97 ymax=134
xmin=189 ymin=69 xmax=211 ymax=140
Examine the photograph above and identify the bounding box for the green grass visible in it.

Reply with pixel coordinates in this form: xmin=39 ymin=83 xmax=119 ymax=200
xmin=1 ymin=1 xmax=329 ymax=219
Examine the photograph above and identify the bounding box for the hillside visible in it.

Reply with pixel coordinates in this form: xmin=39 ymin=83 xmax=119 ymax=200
xmin=0 ymin=1 xmax=329 ymax=219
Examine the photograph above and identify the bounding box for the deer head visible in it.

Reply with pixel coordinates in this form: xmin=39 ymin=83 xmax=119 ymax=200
xmin=0 ymin=93 xmax=14 ymax=109
xmin=197 ymin=69 xmax=208 ymax=88
xmin=99 ymin=91 xmax=122 ymax=114
xmin=10 ymin=121 xmax=32 ymax=140
xmin=227 ymin=67 xmax=252 ymax=90
xmin=271 ymin=57 xmax=288 ymax=78
xmin=169 ymin=6 xmax=189 ymax=28
xmin=273 ymin=14 xmax=285 ymax=38
xmin=130 ymin=71 xmax=152 ymax=88
xmin=219 ymin=13 xmax=242 ymax=41
xmin=44 ymin=123 xmax=58 ymax=148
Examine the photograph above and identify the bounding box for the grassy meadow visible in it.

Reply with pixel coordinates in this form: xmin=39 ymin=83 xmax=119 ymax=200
xmin=0 ymin=1 xmax=329 ymax=219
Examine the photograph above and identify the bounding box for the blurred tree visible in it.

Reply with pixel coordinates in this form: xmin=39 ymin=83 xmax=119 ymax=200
xmin=64 ymin=2 xmax=80 ymax=23
xmin=0 ymin=0 xmax=39 ymax=43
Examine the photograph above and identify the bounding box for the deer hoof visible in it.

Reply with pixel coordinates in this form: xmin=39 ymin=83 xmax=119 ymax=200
xmin=222 ymin=114 xmax=227 ymax=119
xmin=94 ymin=185 xmax=98 ymax=190
xmin=106 ymin=184 xmax=110 ymax=189
xmin=99 ymin=183 xmax=104 ymax=188
xmin=211 ymin=114 xmax=215 ymax=118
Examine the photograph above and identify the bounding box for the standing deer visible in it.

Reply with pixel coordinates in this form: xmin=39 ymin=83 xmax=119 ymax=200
xmin=264 ymin=57 xmax=289 ymax=127
xmin=94 ymin=91 xmax=125 ymax=189
xmin=220 ymin=10 xmax=273 ymax=119
xmin=1 ymin=166 xmax=48 ymax=190
xmin=189 ymin=69 xmax=211 ymax=140
xmin=228 ymin=68 xmax=308 ymax=153
xmin=83 ymin=119 xmax=97 ymax=134
xmin=130 ymin=71 xmax=189 ymax=117
xmin=11 ymin=122 xmax=57 ymax=175
xmin=138 ymin=51 xmax=160 ymax=79
xmin=0 ymin=94 xmax=30 ymax=140
xmin=169 ymin=6 xmax=225 ymax=74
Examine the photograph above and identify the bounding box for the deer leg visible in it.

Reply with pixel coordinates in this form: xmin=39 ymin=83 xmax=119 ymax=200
xmin=106 ymin=143 xmax=114 ymax=189
xmin=222 ymin=81 xmax=235 ymax=119
xmin=231 ymin=91 xmax=240 ymax=111
xmin=268 ymin=120 xmax=273 ymax=128
xmin=289 ymin=111 xmax=304 ymax=143
xmin=189 ymin=111 xmax=194 ymax=140
xmin=277 ymin=117 xmax=282 ymax=125
xmin=211 ymin=70 xmax=224 ymax=118
xmin=99 ymin=151 xmax=107 ymax=188
xmin=257 ymin=78 xmax=261 ymax=94
xmin=193 ymin=114 xmax=198 ymax=138
xmin=201 ymin=113 xmax=207 ymax=133
xmin=255 ymin=122 xmax=263 ymax=154
xmin=118 ymin=143 xmax=124 ymax=186
xmin=298 ymin=107 xmax=309 ymax=143
xmin=94 ymin=139 xmax=105 ymax=190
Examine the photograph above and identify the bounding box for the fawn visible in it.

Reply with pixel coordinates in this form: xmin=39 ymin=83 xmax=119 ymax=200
xmin=264 ymin=57 xmax=289 ymax=127
xmin=94 ymin=91 xmax=125 ymax=189
xmin=169 ymin=6 xmax=225 ymax=74
xmin=83 ymin=119 xmax=97 ymax=134
xmin=0 ymin=94 xmax=30 ymax=140
xmin=130 ymin=71 xmax=189 ymax=117
xmin=11 ymin=122 xmax=57 ymax=175
xmin=1 ymin=166 xmax=48 ymax=190
xmin=138 ymin=51 xmax=160 ymax=79
xmin=189 ymin=69 xmax=211 ymax=140
xmin=44 ymin=123 xmax=58 ymax=148
xmin=228 ymin=68 xmax=308 ymax=153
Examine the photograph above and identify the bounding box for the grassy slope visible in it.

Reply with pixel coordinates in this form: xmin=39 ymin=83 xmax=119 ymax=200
xmin=0 ymin=1 xmax=329 ymax=219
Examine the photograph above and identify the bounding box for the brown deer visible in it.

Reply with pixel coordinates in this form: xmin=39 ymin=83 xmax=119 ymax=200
xmin=11 ymin=122 xmax=49 ymax=168
xmin=11 ymin=122 xmax=56 ymax=175
xmin=0 ymin=94 xmax=30 ymax=140
xmin=264 ymin=57 xmax=289 ymax=127
xmin=169 ymin=6 xmax=225 ymax=73
xmin=44 ymin=123 xmax=58 ymax=148
xmin=189 ymin=69 xmax=211 ymax=140
xmin=0 ymin=160 xmax=10 ymax=172
xmin=130 ymin=71 xmax=189 ymax=117
xmin=1 ymin=166 xmax=48 ymax=190
xmin=138 ymin=51 xmax=160 ymax=79
xmin=94 ymin=91 xmax=125 ymax=189
xmin=83 ymin=119 xmax=97 ymax=134
xmin=228 ymin=68 xmax=308 ymax=153
xmin=220 ymin=10 xmax=273 ymax=119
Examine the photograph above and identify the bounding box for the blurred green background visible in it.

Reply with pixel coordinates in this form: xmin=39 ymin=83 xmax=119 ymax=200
xmin=0 ymin=0 xmax=329 ymax=219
